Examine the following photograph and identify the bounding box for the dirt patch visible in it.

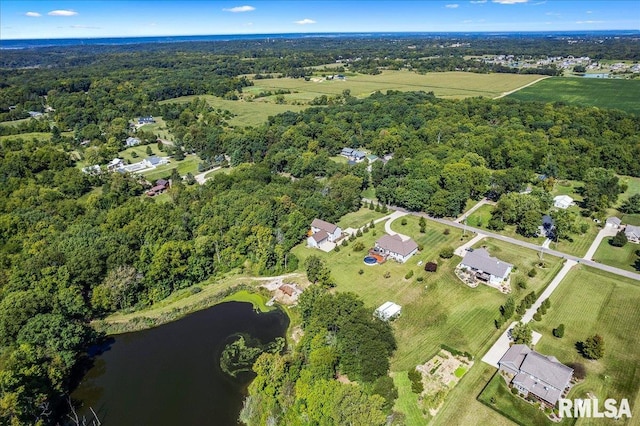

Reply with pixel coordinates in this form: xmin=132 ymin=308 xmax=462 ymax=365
xmin=416 ymin=350 xmax=474 ymax=416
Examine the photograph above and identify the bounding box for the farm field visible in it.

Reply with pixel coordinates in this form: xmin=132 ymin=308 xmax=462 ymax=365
xmin=506 ymin=77 xmax=640 ymax=115
xmin=248 ymin=70 xmax=546 ymax=101
xmin=159 ymin=95 xmax=306 ymax=127
xmin=161 ymin=71 xmax=545 ymax=127
xmin=531 ymin=266 xmax=640 ymax=426
xmin=592 ymin=238 xmax=639 ymax=272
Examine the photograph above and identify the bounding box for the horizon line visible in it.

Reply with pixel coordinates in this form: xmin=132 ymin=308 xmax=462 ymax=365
xmin=1 ymin=29 xmax=639 ymax=42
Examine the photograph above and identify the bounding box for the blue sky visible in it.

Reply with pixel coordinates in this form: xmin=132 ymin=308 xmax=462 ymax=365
xmin=0 ymin=1 xmax=638 ymax=39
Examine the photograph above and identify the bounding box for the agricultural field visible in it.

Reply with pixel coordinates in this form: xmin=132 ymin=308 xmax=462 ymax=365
xmin=506 ymin=77 xmax=640 ymax=115
xmin=159 ymin=95 xmax=306 ymax=127
xmin=531 ymin=266 xmax=640 ymax=426
xmin=162 ymin=71 xmax=545 ymax=127
xmin=592 ymin=239 xmax=640 ymax=272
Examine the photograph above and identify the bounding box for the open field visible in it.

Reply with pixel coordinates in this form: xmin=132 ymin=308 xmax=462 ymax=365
xmin=0 ymin=116 xmax=44 ymax=127
xmin=336 ymin=206 xmax=386 ymax=230
xmin=507 ymin=77 xmax=640 ymax=115
xmin=135 ymin=116 xmax=174 ymax=141
xmin=162 ymin=71 xmax=546 ymax=127
xmin=159 ymin=95 xmax=306 ymax=127
xmin=592 ymin=238 xmax=639 ymax=272
xmin=0 ymin=131 xmax=51 ymax=142
xmin=531 ymin=266 xmax=640 ymax=426
xmin=618 ymin=175 xmax=640 ymax=205
xmin=117 ymin=143 xmax=201 ymax=181
xmin=622 ymin=214 xmax=640 ymax=226
xmin=249 ymin=70 xmax=546 ymax=101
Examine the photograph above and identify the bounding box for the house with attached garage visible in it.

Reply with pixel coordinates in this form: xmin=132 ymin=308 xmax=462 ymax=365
xmin=553 ymin=195 xmax=574 ymax=209
xmin=459 ymin=248 xmax=512 ymax=285
xmin=625 ymin=224 xmax=640 ymax=244
xmin=307 ymin=218 xmax=342 ymax=248
xmin=498 ymin=344 xmax=573 ymax=408
xmin=373 ymin=234 xmax=419 ymax=263
xmin=605 ymin=217 xmax=622 ymax=229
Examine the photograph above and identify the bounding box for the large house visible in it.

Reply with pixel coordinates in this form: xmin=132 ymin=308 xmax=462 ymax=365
xmin=374 ymin=234 xmax=419 ymax=263
xmin=625 ymin=224 xmax=640 ymax=244
xmin=553 ymin=195 xmax=574 ymax=209
xmin=459 ymin=248 xmax=513 ymax=284
xmin=498 ymin=344 xmax=573 ymax=407
xmin=142 ymin=156 xmax=169 ymax=169
xmin=125 ymin=137 xmax=141 ymax=147
xmin=605 ymin=217 xmax=622 ymax=229
xmin=138 ymin=116 xmax=155 ymax=124
xmin=340 ymin=147 xmax=366 ymax=163
xmin=307 ymin=219 xmax=342 ymax=248
xmin=146 ymin=179 xmax=170 ymax=197
xmin=107 ymin=158 xmax=126 ymax=172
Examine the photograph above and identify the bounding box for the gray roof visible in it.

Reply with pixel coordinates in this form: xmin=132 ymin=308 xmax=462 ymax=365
xmin=146 ymin=156 xmax=162 ymax=166
xmin=352 ymin=150 xmax=366 ymax=158
xmin=606 ymin=217 xmax=621 ymax=226
xmin=341 ymin=147 xmax=354 ymax=155
xmin=310 ymin=229 xmax=329 ymax=244
xmin=499 ymin=344 xmax=573 ymax=405
xmin=461 ymin=248 xmax=513 ymax=278
xmin=625 ymin=224 xmax=640 ymax=239
xmin=376 ymin=234 xmax=418 ymax=257
xmin=311 ymin=218 xmax=339 ymax=234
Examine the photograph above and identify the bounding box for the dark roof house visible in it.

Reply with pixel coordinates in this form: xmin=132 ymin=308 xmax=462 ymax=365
xmin=499 ymin=344 xmax=573 ymax=407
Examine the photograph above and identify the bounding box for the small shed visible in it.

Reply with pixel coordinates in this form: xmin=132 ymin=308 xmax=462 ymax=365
xmin=375 ymin=301 xmax=402 ymax=321
xmin=425 ymin=262 xmax=438 ymax=272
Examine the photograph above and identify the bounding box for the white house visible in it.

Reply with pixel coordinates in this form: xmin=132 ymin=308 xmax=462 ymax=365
xmin=625 ymin=225 xmax=640 ymax=244
xmin=375 ymin=301 xmax=402 ymax=321
xmin=307 ymin=218 xmax=342 ymax=248
xmin=459 ymin=248 xmax=513 ymax=284
xmin=125 ymin=137 xmax=141 ymax=147
xmin=142 ymin=156 xmax=169 ymax=169
xmin=605 ymin=217 xmax=622 ymax=229
xmin=81 ymin=165 xmax=101 ymax=175
xmin=553 ymin=195 xmax=574 ymax=209
xmin=107 ymin=158 xmax=126 ymax=172
xmin=374 ymin=234 xmax=419 ymax=263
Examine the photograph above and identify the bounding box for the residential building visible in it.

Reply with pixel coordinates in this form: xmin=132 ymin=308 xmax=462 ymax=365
xmin=625 ymin=224 xmax=640 ymax=244
xmin=146 ymin=179 xmax=170 ymax=196
xmin=498 ymin=344 xmax=573 ymax=407
xmin=553 ymin=195 xmax=574 ymax=209
xmin=81 ymin=165 xmax=101 ymax=175
xmin=138 ymin=116 xmax=155 ymax=124
xmin=339 ymin=147 xmax=366 ymax=162
xmin=374 ymin=234 xmax=419 ymax=263
xmin=307 ymin=218 xmax=342 ymax=248
xmin=125 ymin=137 xmax=141 ymax=147
xmin=605 ymin=217 xmax=621 ymax=229
xmin=107 ymin=158 xmax=125 ymax=172
xmin=375 ymin=301 xmax=402 ymax=321
xmin=142 ymin=156 xmax=169 ymax=169
xmin=459 ymin=248 xmax=513 ymax=284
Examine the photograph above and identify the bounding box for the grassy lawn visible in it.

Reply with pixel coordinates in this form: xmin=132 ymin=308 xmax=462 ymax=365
xmin=159 ymin=95 xmax=306 ymax=127
xmin=466 ymin=204 xmax=494 ymax=228
xmin=221 ymin=289 xmax=273 ymax=313
xmin=205 ymin=166 xmax=233 ymax=179
xmin=392 ymin=372 xmax=425 ymax=425
xmin=552 ymin=180 xmax=583 ymax=203
xmin=336 ymin=207 xmax=387 ymax=230
xmin=0 ymin=132 xmax=51 ymax=143
xmin=531 ymin=266 xmax=640 ymax=426
xmin=478 ymin=373 xmax=575 ymax=426
xmin=135 ymin=116 xmax=174 ymax=141
xmin=142 ymin=154 xmax=201 ymax=181
xmin=329 ymin=155 xmax=348 ymax=164
xmin=362 ymin=187 xmax=377 ymax=201
xmin=592 ymin=239 xmax=640 ymax=272
xmin=617 ymin=175 xmax=640 ymax=205
xmin=622 ymin=214 xmax=640 ymax=226
xmin=507 ymin=77 xmax=640 ymax=115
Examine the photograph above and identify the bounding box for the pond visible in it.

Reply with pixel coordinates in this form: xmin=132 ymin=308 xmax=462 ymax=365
xmin=73 ymin=301 xmax=288 ymax=426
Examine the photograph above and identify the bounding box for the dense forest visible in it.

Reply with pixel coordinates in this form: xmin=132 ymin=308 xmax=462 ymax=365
xmin=1 ymin=35 xmax=639 ymax=424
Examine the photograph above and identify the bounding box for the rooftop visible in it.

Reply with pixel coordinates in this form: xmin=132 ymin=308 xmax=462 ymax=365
xmin=311 ymin=218 xmax=339 ymax=234
xmin=461 ymin=248 xmax=512 ymax=278
xmin=376 ymin=234 xmax=418 ymax=257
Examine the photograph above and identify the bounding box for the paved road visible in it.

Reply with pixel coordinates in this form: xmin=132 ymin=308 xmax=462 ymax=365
xmin=362 ymin=200 xmax=640 ymax=281
xmin=455 ymin=198 xmax=494 ymax=223
xmin=383 ymin=211 xmax=409 ymax=239
xmin=194 ymin=166 xmax=220 ymax=185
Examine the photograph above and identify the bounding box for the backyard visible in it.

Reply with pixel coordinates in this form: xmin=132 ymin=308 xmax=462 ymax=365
xmin=592 ymin=238 xmax=640 ymax=272
xmin=531 ymin=266 xmax=640 ymax=426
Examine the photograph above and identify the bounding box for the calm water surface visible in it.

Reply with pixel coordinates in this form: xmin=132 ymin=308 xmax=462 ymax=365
xmin=73 ymin=302 xmax=288 ymax=426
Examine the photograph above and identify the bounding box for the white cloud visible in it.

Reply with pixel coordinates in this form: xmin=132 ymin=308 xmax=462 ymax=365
xmin=48 ymin=10 xmax=78 ymax=16
xmin=470 ymin=0 xmax=487 ymax=3
xmin=446 ymin=4 xmax=459 ymax=8
xmin=294 ymin=18 xmax=316 ymax=25
xmin=70 ymin=25 xmax=100 ymax=29
xmin=463 ymin=19 xmax=473 ymax=23
xmin=545 ymin=12 xmax=561 ymax=16
xmin=576 ymin=20 xmax=604 ymax=24
xmin=492 ymin=0 xmax=528 ymax=4
xmin=222 ymin=5 xmax=255 ymax=13
xmin=25 ymin=11 xmax=41 ymax=17
xmin=586 ymin=10 xmax=593 ymax=14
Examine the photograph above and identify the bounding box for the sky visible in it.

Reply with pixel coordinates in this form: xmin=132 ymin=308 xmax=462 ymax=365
xmin=0 ymin=0 xmax=638 ymax=40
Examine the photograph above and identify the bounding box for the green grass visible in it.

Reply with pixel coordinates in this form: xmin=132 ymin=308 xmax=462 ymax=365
xmin=136 ymin=116 xmax=174 ymax=141
xmin=159 ymin=95 xmax=306 ymax=127
xmin=0 ymin=132 xmax=51 ymax=143
xmin=466 ymin=204 xmax=494 ymax=228
xmin=143 ymin=155 xmax=201 ymax=181
xmin=205 ymin=166 xmax=233 ymax=179
xmin=478 ymin=373 xmax=574 ymax=426
xmin=622 ymin=214 xmax=640 ymax=226
xmin=454 ymin=366 xmax=467 ymax=378
xmin=293 ymin=216 xmax=562 ymax=374
xmin=362 ymin=187 xmax=376 ymax=201
xmin=336 ymin=207 xmax=387 ymax=230
xmin=0 ymin=117 xmax=43 ymax=127
xmin=221 ymin=290 xmax=273 ymax=313
xmin=592 ymin=239 xmax=640 ymax=272
xmin=507 ymin=77 xmax=640 ymax=115
xmin=392 ymin=372 xmax=426 ymax=425
xmin=329 ymin=155 xmax=348 ymax=164
xmin=618 ymin=176 xmax=640 ymax=205
xmin=531 ymin=266 xmax=640 ymax=426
